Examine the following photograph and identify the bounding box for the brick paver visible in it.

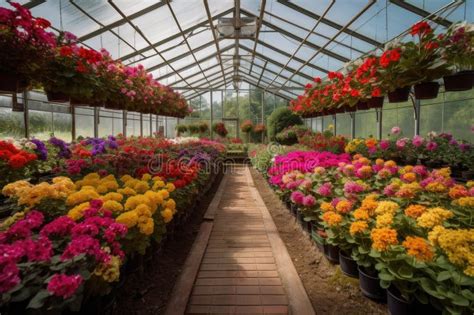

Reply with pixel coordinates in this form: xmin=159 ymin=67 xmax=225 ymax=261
xmin=186 ymin=166 xmax=290 ymax=315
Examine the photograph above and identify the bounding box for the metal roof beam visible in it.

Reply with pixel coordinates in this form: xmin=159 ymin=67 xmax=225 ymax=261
xmin=241 ymin=77 xmax=291 ymax=100
xmin=241 ymin=9 xmax=349 ymax=63
xmin=204 ymin=0 xmax=228 ymax=86
xmin=119 ymin=8 xmax=234 ymax=61
xmin=174 ymin=65 xmax=235 ymax=88
xmin=389 ymin=0 xmax=453 ymax=27
xmin=248 ymin=0 xmax=267 ymax=74
xmin=154 ymin=43 xmax=235 ymax=81
xmin=171 ymin=63 xmax=228 ymax=87
xmin=276 ymin=0 xmax=383 ymax=48
xmin=79 ymin=1 xmax=168 ymax=42
xmin=241 ymin=59 xmax=304 ymax=87
xmin=240 ymin=62 xmax=304 ymax=88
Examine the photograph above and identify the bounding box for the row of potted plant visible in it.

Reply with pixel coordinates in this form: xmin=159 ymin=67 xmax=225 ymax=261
xmin=0 ymin=136 xmax=226 ymax=313
xmin=345 ymin=127 xmax=473 ymax=179
xmin=290 ymin=21 xmax=474 ymax=117
xmin=0 ymin=2 xmax=190 ymax=118
xmin=252 ymin=148 xmax=473 ymax=314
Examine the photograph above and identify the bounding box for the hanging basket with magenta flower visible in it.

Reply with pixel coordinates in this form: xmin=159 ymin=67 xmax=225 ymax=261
xmin=212 ymin=122 xmax=228 ymax=138
xmin=0 ymin=3 xmax=56 ymax=93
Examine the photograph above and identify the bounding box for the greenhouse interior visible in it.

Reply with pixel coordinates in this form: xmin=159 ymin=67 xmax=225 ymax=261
xmin=0 ymin=0 xmax=473 ymax=314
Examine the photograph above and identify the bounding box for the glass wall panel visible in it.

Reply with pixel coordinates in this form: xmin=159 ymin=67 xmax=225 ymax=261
xmin=336 ymin=113 xmax=351 ymax=138
xmin=322 ymin=115 xmax=333 ymax=131
xmin=75 ymin=107 xmax=94 ymax=139
xmin=443 ymin=89 xmax=474 ymax=142
xmin=143 ymin=114 xmax=150 ymax=137
xmin=113 ymin=111 xmax=123 ymax=136
xmin=212 ymin=91 xmax=223 ymax=119
xmin=98 ymin=109 xmax=114 ymax=138
xmin=355 ymin=110 xmax=377 ymax=138
xmin=166 ymin=117 xmax=177 ymax=138
xmin=0 ymin=99 xmax=25 ymax=138
xmin=382 ymin=101 xmax=414 ymax=138
xmin=53 ymin=112 xmax=72 ymax=141
xmin=127 ymin=112 xmax=140 ymax=137
xmin=224 ymin=90 xmax=238 ymax=118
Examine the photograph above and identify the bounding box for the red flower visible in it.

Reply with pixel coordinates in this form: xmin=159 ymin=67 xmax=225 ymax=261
xmin=410 ymin=21 xmax=432 ymax=36
xmin=313 ymin=77 xmax=322 ymax=83
xmin=8 ymin=154 xmax=28 ymax=169
xmin=76 ymin=62 xmax=87 ymax=73
xmin=424 ymin=41 xmax=439 ymax=50
xmin=34 ymin=17 xmax=51 ymax=29
xmin=305 ymin=83 xmax=312 ymax=90
xmin=379 ymin=49 xmax=401 ymax=68
xmin=371 ymin=88 xmax=382 ymax=97
xmin=59 ymin=46 xmax=73 ymax=57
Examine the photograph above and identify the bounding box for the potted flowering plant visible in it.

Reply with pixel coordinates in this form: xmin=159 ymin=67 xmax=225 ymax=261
xmin=240 ymin=120 xmax=253 ymax=143
xmin=0 ymin=2 xmax=56 ymax=93
xmin=175 ymin=124 xmax=188 ymax=137
xmin=0 ymin=139 xmax=38 ymax=189
xmin=441 ymin=22 xmax=474 ymax=91
xmin=212 ymin=122 xmax=228 ymax=138
xmin=41 ymin=33 xmax=101 ymax=102
xmin=188 ymin=123 xmax=200 ymax=135
xmin=198 ymin=122 xmax=209 ymax=136
xmin=376 ymin=46 xmax=411 ymax=103
xmin=397 ymin=21 xmax=449 ymax=100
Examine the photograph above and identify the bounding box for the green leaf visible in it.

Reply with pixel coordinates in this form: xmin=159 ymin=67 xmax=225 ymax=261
xmin=27 ymin=290 xmax=50 ymax=309
xmin=379 ymin=272 xmax=395 ymax=281
xmin=397 ymin=265 xmax=413 ymax=279
xmin=436 ymin=271 xmax=452 ymax=282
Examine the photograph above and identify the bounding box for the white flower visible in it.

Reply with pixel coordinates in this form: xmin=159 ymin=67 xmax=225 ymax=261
xmin=24 ymin=142 xmax=37 ymax=150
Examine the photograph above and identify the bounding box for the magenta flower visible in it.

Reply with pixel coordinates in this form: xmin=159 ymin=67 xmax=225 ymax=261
xmin=426 ymin=141 xmax=438 ymax=151
xmin=412 ymin=135 xmax=424 ymax=147
xmin=391 ymin=126 xmax=401 ymax=135
xmin=396 ymin=138 xmax=408 ymax=149
xmin=379 ymin=140 xmax=390 ymax=150
xmin=47 ymin=274 xmax=83 ymax=299
xmin=317 ymin=183 xmax=332 ymax=197
xmin=290 ymin=191 xmax=305 ymax=205
xmin=413 ymin=165 xmax=428 ymax=177
xmin=302 ymin=195 xmax=316 ymax=207
xmin=344 ymin=181 xmax=364 ymax=194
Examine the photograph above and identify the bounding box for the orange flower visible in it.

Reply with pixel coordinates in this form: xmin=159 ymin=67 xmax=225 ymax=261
xmin=353 ymin=208 xmax=369 ymax=220
xmin=336 ymin=200 xmax=352 ymax=214
xmin=448 ymin=185 xmax=469 ymax=199
xmin=401 ymin=172 xmax=417 ymax=183
xmin=365 ymin=138 xmax=378 ymax=148
xmin=320 ymin=202 xmax=335 ymax=212
xmin=350 ymin=221 xmax=368 ymax=236
xmin=322 ymin=211 xmax=343 ymax=226
xmin=404 ymin=204 xmax=427 ymax=218
xmin=402 ymin=236 xmax=434 ymax=261
xmin=371 ymin=227 xmax=398 ymax=251
xmin=425 ymin=182 xmax=447 ymax=193
xmin=375 ymin=158 xmax=385 ymax=166
xmin=384 ymin=160 xmax=397 ymax=168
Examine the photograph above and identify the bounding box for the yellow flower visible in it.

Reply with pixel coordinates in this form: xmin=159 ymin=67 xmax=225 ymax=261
xmin=453 ymin=197 xmax=474 ymax=207
xmin=94 ymin=255 xmax=121 ymax=282
xmin=165 ymin=199 xmax=176 ymax=212
xmin=466 ymin=181 xmax=474 ymax=188
xmin=84 ymin=173 xmax=100 ymax=181
xmin=353 ymin=208 xmax=369 ymax=220
xmin=152 ymin=176 xmax=162 ymax=181
xmin=120 ymin=175 xmax=133 ymax=183
xmin=124 ymin=179 xmax=139 ymax=189
xmin=96 ymin=184 xmax=109 ymax=194
xmin=350 ymin=221 xmax=368 ymax=236
xmin=135 ymin=204 xmax=152 ymax=218
xmin=371 ymin=228 xmax=398 ymax=251
xmin=101 ymin=192 xmax=124 ymax=202
xmin=417 ymin=207 xmax=453 ymax=229
xmin=166 ymin=183 xmax=176 ymax=193
xmin=141 ymin=173 xmax=152 ymax=181
xmin=425 ymin=182 xmax=447 ymax=193
xmin=138 ymin=217 xmax=154 ymax=235
xmin=103 ymin=200 xmax=124 ymax=212
xmin=434 ymin=227 xmax=474 ymax=277
xmin=375 ymin=201 xmax=399 ymax=216
xmin=117 ymin=187 xmax=137 ymax=196
xmin=376 ymin=213 xmax=394 ymax=227
xmin=158 ymin=189 xmax=170 ymax=200
xmin=116 ymin=211 xmax=139 ymax=228
xmin=67 ymin=202 xmax=91 ymax=221
xmin=436 ymin=168 xmax=451 ymax=179
xmin=134 ymin=181 xmax=150 ymax=194
xmin=144 ymin=191 xmax=163 ymax=207
xmin=124 ymin=195 xmax=148 ymax=211
xmin=66 ymin=188 xmax=100 ymax=206
xmin=402 ymin=236 xmax=434 ymax=262
xmin=152 ymin=180 xmax=165 ymax=191
xmin=2 ymin=180 xmax=33 ymax=197
xmin=428 ymin=225 xmax=446 ymax=246
xmin=375 ymin=158 xmax=385 ymax=166
xmin=161 ymin=208 xmax=173 ymax=223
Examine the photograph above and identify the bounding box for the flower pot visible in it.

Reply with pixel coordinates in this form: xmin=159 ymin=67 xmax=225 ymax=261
xmin=443 ymin=70 xmax=474 ymax=92
xmin=387 ymin=286 xmax=415 ymax=315
xmin=324 ymin=244 xmax=340 ymax=264
xmin=46 ymin=90 xmax=70 ymax=103
xmin=388 ymin=86 xmax=411 ymax=103
xmin=356 ymin=101 xmax=369 ymax=110
xmin=339 ymin=250 xmax=359 ymax=278
xmin=70 ymin=97 xmax=90 ymax=106
xmin=344 ymin=105 xmax=357 ymax=112
xmin=414 ymin=81 xmax=440 ymax=100
xmin=358 ymin=266 xmax=386 ymax=301
xmin=0 ymin=73 xmax=28 ymax=93
xmin=368 ymin=96 xmax=384 ymax=108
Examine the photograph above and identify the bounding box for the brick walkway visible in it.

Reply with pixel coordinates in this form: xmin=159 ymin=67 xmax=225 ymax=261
xmin=184 ymin=165 xmax=313 ymax=315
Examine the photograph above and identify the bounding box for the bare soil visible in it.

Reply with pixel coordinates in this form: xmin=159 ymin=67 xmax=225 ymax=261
xmin=249 ymin=167 xmax=388 ymax=315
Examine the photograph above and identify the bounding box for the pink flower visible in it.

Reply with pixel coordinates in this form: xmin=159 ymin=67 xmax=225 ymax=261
xmin=0 ymin=259 xmax=20 ymax=294
xmin=344 ymin=181 xmax=364 ymax=194
xmin=412 ymin=135 xmax=424 ymax=147
xmin=317 ymin=183 xmax=332 ymax=197
xmin=290 ymin=191 xmax=305 ymax=205
xmin=61 ymin=235 xmax=109 ymax=263
xmin=379 ymin=140 xmax=390 ymax=150
xmin=47 ymin=274 xmax=83 ymax=299
xmin=426 ymin=141 xmax=438 ymax=151
xmin=396 ymin=138 xmax=408 ymax=149
xmin=413 ymin=165 xmax=427 ymax=177
xmin=40 ymin=216 xmax=75 ymax=238
xmin=302 ymin=195 xmax=316 ymax=207
xmin=391 ymin=126 xmax=401 ymax=135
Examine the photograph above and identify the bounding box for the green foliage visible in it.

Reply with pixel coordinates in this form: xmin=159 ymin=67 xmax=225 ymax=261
xmin=176 ymin=124 xmax=188 ymax=134
xmin=267 ymin=107 xmax=303 ymax=141
xmin=188 ymin=124 xmax=200 ymax=134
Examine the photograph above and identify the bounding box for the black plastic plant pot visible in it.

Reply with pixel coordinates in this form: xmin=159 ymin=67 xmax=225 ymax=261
xmin=387 ymin=286 xmax=415 ymax=315
xmin=324 ymin=244 xmax=340 ymax=264
xmin=414 ymin=81 xmax=440 ymax=100
xmin=344 ymin=105 xmax=357 ymax=113
xmin=356 ymin=101 xmax=369 ymax=110
xmin=358 ymin=266 xmax=387 ymax=302
xmin=388 ymin=86 xmax=411 ymax=103
xmin=339 ymin=250 xmax=359 ymax=278
xmin=368 ymin=96 xmax=384 ymax=108
xmin=443 ymin=70 xmax=474 ymax=92
xmin=46 ymin=90 xmax=70 ymax=103
xmin=0 ymin=73 xmax=20 ymax=93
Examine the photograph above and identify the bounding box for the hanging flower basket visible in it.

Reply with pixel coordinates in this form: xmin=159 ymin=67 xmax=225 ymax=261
xmin=344 ymin=105 xmax=356 ymax=113
xmin=414 ymin=81 xmax=440 ymax=99
xmin=388 ymin=86 xmax=411 ymax=103
xmin=70 ymin=97 xmax=90 ymax=106
xmin=356 ymin=101 xmax=369 ymax=110
xmin=443 ymin=70 xmax=474 ymax=91
xmin=368 ymin=96 xmax=384 ymax=108
xmin=46 ymin=90 xmax=70 ymax=103
xmin=0 ymin=73 xmax=28 ymax=93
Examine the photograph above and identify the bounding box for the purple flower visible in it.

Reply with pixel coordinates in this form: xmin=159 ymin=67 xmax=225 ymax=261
xmin=49 ymin=137 xmax=71 ymax=159
xmin=459 ymin=143 xmax=471 ymax=151
xmin=30 ymin=139 xmax=48 ymax=160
